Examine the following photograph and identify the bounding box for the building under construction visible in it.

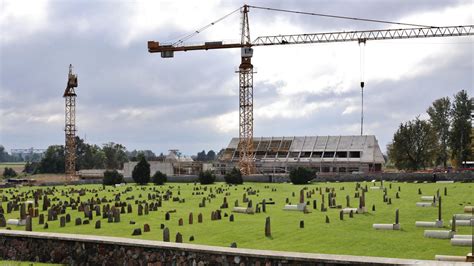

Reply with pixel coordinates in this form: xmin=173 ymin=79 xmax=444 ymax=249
xmin=216 ymin=135 xmax=385 ymax=175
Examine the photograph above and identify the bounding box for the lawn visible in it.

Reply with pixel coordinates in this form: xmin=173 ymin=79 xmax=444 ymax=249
xmin=0 ymin=181 xmax=472 ymax=260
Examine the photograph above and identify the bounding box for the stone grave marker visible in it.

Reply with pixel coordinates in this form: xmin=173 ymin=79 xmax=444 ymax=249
xmin=176 ymin=232 xmax=183 ymax=243
xmin=340 ymin=210 xmax=344 ymax=220
xmin=189 ymin=213 xmax=193 ymax=225
xmin=38 ymin=214 xmax=44 ymax=225
xmin=178 ymin=218 xmax=183 ymax=226
xmin=198 ymin=213 xmax=203 ymax=223
xmin=95 ymin=220 xmax=101 ymax=229
xmin=60 ymin=216 xmax=65 ymax=227
xmin=132 ymin=228 xmax=142 ymax=236
xmin=300 ymin=220 xmax=304 ymax=228
xmin=265 ymin=217 xmax=271 ymax=237
xmin=163 ymin=227 xmax=170 ymax=242
xmin=144 ymin=224 xmax=150 ymax=232
xmin=75 ymin=218 xmax=82 ymax=226
xmin=0 ymin=214 xmax=6 ymax=227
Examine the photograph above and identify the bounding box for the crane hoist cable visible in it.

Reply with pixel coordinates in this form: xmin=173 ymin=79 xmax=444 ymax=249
xmin=168 ymin=7 xmax=241 ymax=46
xmin=359 ymin=39 xmax=366 ymax=136
xmin=247 ymin=5 xmax=433 ymax=28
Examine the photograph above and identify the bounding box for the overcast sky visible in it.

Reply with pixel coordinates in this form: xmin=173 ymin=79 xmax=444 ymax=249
xmin=0 ymin=0 xmax=472 ymax=156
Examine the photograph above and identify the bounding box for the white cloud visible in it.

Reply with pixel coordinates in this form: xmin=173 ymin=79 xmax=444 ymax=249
xmin=0 ymin=0 xmax=50 ymax=43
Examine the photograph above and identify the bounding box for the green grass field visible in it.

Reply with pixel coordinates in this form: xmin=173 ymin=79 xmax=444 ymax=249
xmin=0 ymin=181 xmax=472 ymax=260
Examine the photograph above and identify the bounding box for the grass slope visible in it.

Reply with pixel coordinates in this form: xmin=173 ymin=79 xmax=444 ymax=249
xmin=0 ymin=181 xmax=472 ymax=260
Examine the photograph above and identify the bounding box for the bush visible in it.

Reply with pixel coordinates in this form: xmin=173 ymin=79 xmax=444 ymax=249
xmin=3 ymin=167 xmax=17 ymax=178
xmin=103 ymin=170 xmax=124 ymax=185
xmin=23 ymin=162 xmax=40 ymax=174
xmin=152 ymin=171 xmax=167 ymax=185
xmin=132 ymin=156 xmax=150 ymax=185
xmin=224 ymin=167 xmax=243 ymax=184
xmin=289 ymin=167 xmax=315 ymax=184
xmin=199 ymin=170 xmax=216 ymax=185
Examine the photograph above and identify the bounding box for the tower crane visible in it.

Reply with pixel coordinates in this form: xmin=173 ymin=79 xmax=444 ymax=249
xmin=147 ymin=5 xmax=473 ymax=175
xmin=64 ymin=64 xmax=78 ymax=181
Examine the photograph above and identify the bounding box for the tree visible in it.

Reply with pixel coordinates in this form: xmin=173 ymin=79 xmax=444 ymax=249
xmin=206 ymin=150 xmax=217 ymax=161
xmin=3 ymin=167 xmax=17 ymax=178
xmin=427 ymin=97 xmax=451 ymax=168
xmin=449 ymin=90 xmax=471 ymax=168
xmin=39 ymin=145 xmax=65 ymax=173
xmin=152 ymin=171 xmax=167 ymax=185
xmin=224 ymin=167 xmax=243 ymax=184
xmin=289 ymin=167 xmax=314 ymax=184
xmin=103 ymin=170 xmax=124 ymax=185
xmin=76 ymin=137 xmax=105 ymax=170
xmin=103 ymin=142 xmax=128 ymax=169
xmin=132 ymin=155 xmax=150 ymax=185
xmin=23 ymin=161 xmax=40 ymax=174
xmin=198 ymin=170 xmax=216 ymax=185
xmin=388 ymin=117 xmax=438 ymax=171
xmin=196 ymin=150 xmax=207 ymax=161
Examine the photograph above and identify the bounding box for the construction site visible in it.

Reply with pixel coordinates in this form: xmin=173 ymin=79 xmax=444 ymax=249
xmin=54 ymin=4 xmax=473 ymax=181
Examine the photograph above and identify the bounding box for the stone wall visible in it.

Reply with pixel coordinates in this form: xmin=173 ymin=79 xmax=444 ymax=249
xmin=0 ymin=230 xmax=436 ymax=265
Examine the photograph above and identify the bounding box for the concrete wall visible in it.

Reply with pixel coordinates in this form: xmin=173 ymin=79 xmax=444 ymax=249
xmin=0 ymin=230 xmax=442 ymax=265
xmin=123 ymin=162 xmax=174 ymax=177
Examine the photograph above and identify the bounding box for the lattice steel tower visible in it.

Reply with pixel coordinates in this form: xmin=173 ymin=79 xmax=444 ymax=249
xmin=237 ymin=5 xmax=256 ymax=175
xmin=63 ymin=64 xmax=78 ymax=180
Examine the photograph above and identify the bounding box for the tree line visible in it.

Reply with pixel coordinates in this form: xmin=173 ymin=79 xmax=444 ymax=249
xmin=388 ymin=89 xmax=472 ymax=171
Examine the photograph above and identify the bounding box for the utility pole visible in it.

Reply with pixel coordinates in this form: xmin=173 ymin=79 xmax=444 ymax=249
xmin=63 ymin=64 xmax=78 ymax=181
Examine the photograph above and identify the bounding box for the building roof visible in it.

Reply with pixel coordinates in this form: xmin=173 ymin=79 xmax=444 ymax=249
xmin=221 ymin=135 xmax=385 ymax=164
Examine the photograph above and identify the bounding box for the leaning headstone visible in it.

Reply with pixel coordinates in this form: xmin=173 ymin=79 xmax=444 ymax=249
xmin=175 ymin=232 xmax=183 ymax=243
xmin=0 ymin=214 xmax=6 ymax=227
xmin=25 ymin=216 xmax=32 ymax=231
xmin=265 ymin=217 xmax=271 ymax=237
xmin=325 ymin=215 xmax=330 ymax=223
xmin=163 ymin=227 xmax=170 ymax=242
xmin=132 ymin=228 xmax=142 ymax=236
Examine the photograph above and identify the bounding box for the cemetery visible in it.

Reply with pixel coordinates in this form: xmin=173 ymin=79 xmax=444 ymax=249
xmin=0 ymin=180 xmax=472 ymax=264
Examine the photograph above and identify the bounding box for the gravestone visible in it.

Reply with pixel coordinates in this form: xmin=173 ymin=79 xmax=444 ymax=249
xmin=60 ymin=216 xmax=65 ymax=227
xmin=340 ymin=210 xmax=344 ymax=220
xmin=95 ymin=220 xmax=101 ymax=229
xmin=127 ymin=204 xmax=132 ymax=213
xmin=265 ymin=217 xmax=271 ymax=237
xmin=418 ymin=188 xmax=422 ymax=195
xmin=349 ymin=210 xmax=354 ymax=218
xmin=313 ymin=200 xmax=317 ymax=210
xmin=20 ymin=203 xmax=26 ymax=220
xmin=38 ymin=214 xmax=44 ymax=225
xmin=132 ymin=228 xmax=142 ymax=236
xmin=444 ymin=187 xmax=447 ymax=196
xmin=346 ymin=195 xmax=350 ymax=207
xmin=189 ymin=213 xmax=193 ymax=225
xmin=325 ymin=215 xmax=330 ymax=223
xmin=189 ymin=236 xmax=194 ymax=241
xmin=144 ymin=224 xmax=150 ymax=232
xmin=75 ymin=218 xmax=82 ymax=226
xmin=66 ymin=214 xmax=71 ymax=223
xmin=229 ymin=214 xmax=234 ymax=222
xmin=230 ymin=242 xmax=237 ymax=248
xmin=178 ymin=218 xmax=183 ymax=226
xmin=113 ymin=209 xmax=120 ymax=223
xmin=165 ymin=212 xmax=170 ymax=221
xmin=176 ymin=232 xmax=183 ymax=243
xmin=0 ymin=214 xmax=6 ymax=227
xmin=138 ymin=204 xmax=143 ymax=216
xmin=372 ymin=204 xmax=376 ymax=211
xmin=25 ymin=216 xmax=32 ymax=231
xmin=198 ymin=213 xmax=203 ymax=223
xmin=43 ymin=223 xmax=48 ymax=229
xmin=262 ymin=200 xmax=266 ymax=213
xmin=300 ymin=220 xmax=304 ymax=228
xmin=163 ymin=227 xmax=170 ymax=242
